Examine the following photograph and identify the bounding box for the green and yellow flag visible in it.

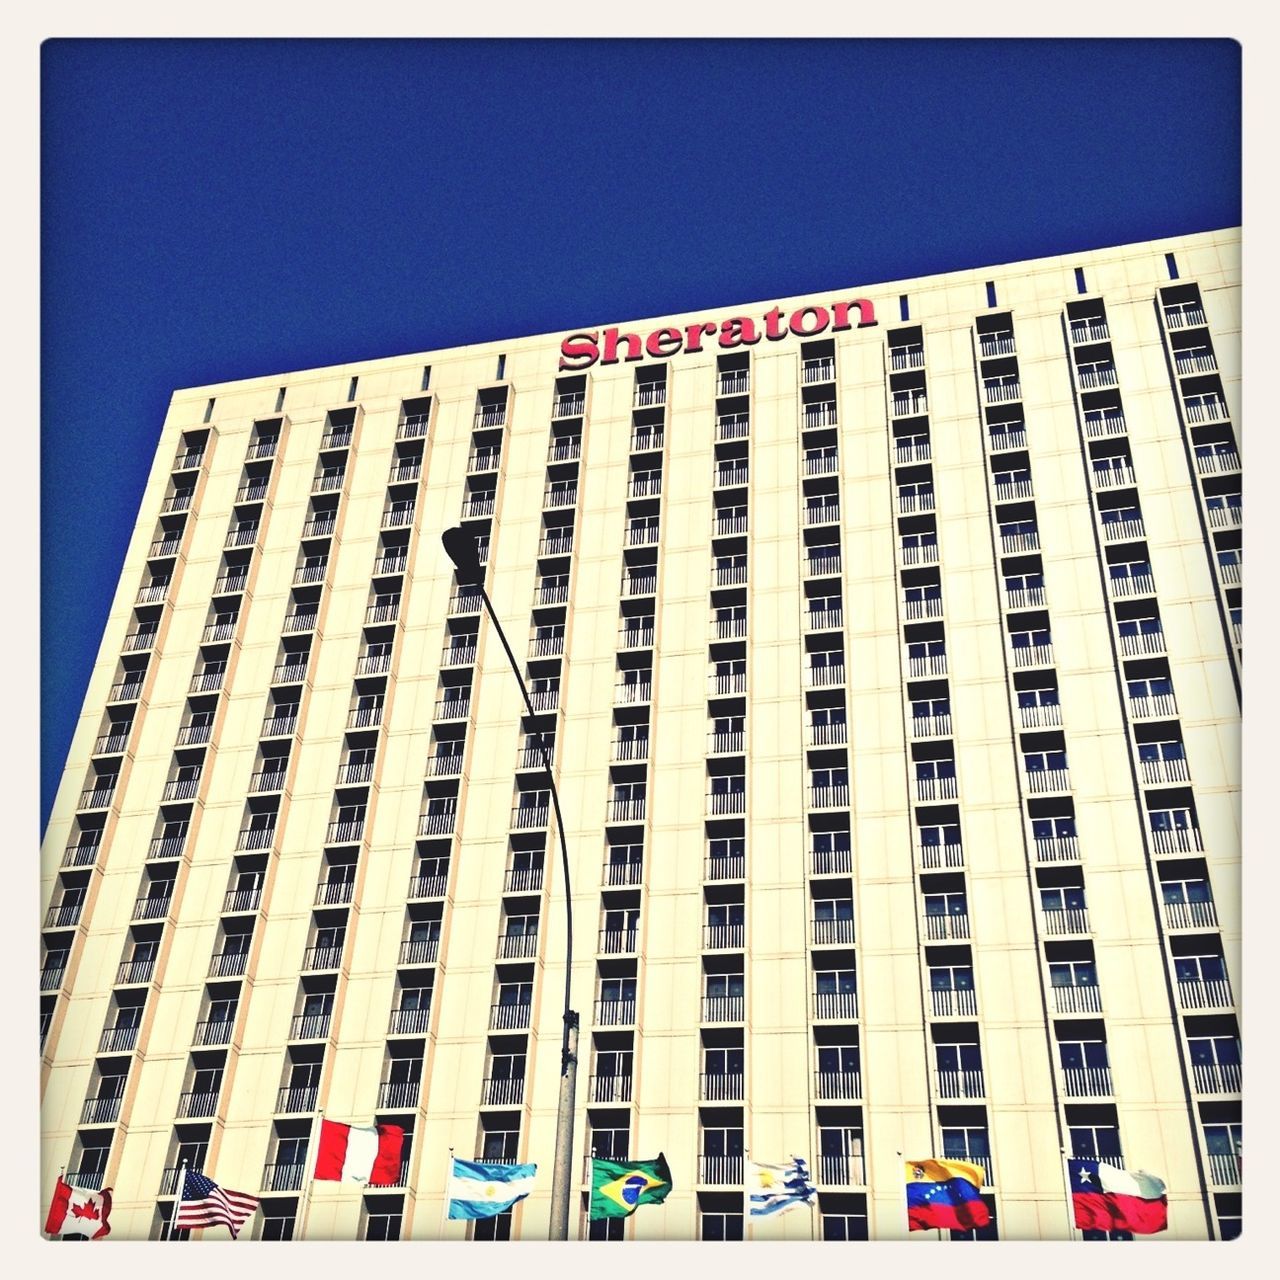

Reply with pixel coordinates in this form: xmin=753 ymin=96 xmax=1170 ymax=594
xmin=589 ymin=1153 xmax=673 ymax=1219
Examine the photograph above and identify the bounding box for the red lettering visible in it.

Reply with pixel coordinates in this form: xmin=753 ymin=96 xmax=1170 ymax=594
xmin=832 ymin=298 xmax=877 ymax=330
xmin=601 ymin=327 xmax=644 ymax=365
xmin=558 ymin=332 xmax=599 ymax=371
xmin=684 ymin=320 xmax=718 ymax=353
xmin=763 ymin=306 xmax=787 ymax=340
xmin=719 ymin=317 xmax=759 ymax=348
xmin=789 ymin=306 xmax=829 ymax=337
xmin=646 ymin=326 xmax=683 ymax=358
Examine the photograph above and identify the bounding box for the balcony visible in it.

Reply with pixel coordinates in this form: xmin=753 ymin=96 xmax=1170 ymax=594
xmin=710 ymin=672 xmax=746 ymax=695
xmin=802 ymin=356 xmax=835 ymax=383
xmin=631 ymin=427 xmax=664 ymax=452
xmin=1192 ymin=1061 xmax=1241 ymax=1094
xmin=811 ymin=784 xmax=850 ymax=810
xmin=491 ymin=1002 xmax=532 ymax=1030
xmin=892 ymin=393 xmax=929 ymax=416
xmin=174 ymin=449 xmax=205 ymax=471
xmin=236 ymin=481 xmax=270 ymax=505
xmin=1175 ymin=351 xmax=1218 ymax=375
xmin=988 ymin=426 xmax=1029 ymax=451
xmin=64 ymin=838 xmax=102 ymax=867
xmin=924 ymin=912 xmax=970 ymax=940
xmin=897 ymin=490 xmax=934 ymax=514
xmin=911 ymin=714 xmax=952 ymax=739
xmin=713 ymin=561 xmax=750 ymax=588
xmin=262 ymin=713 xmax=298 ymax=736
xmin=249 ymin=769 xmax=287 ymax=794
xmin=1042 ymin=906 xmax=1090 ymax=936
xmin=620 ymin=624 xmax=655 ymax=648
xmin=1195 ymin=449 xmax=1241 ymax=475
xmin=980 ymin=333 xmax=1016 ymax=356
xmin=482 ymin=1076 xmax=526 ymax=1107
xmin=77 ymin=784 xmax=116 ymax=810
xmin=208 ymin=950 xmax=248 ymax=978
xmin=1207 ymin=1153 xmax=1241 ymax=1187
xmin=1164 ymin=304 xmax=1206 ymax=330
xmin=223 ymin=886 xmax=262 ymax=912
xmin=703 ymin=923 xmax=745 ymax=950
xmin=634 ymin=383 xmax=666 ymax=408
xmin=224 ymin=526 xmax=259 ymax=548
xmin=302 ymin=516 xmax=336 ymax=539
xmin=497 ymin=932 xmax=539 ymax=959
xmin=904 ymin=595 xmax=943 ymax=620
xmin=123 ymin=629 xmax=157 ymax=652
xmin=599 ymin=928 xmax=638 ymax=955
xmin=389 ymin=460 xmax=422 ymax=484
xmin=896 ymin=440 xmax=932 ymax=463
xmin=321 ymin=426 xmax=353 ymax=449
xmin=383 ymin=504 xmax=417 ymax=528
xmin=276 ymin=1085 xmax=319 ymax=1114
xmin=136 ymin=581 xmax=170 ymax=604
xmin=397 ymin=414 xmax=429 ymax=440
xmin=589 ymin=1074 xmax=633 ymax=1104
xmin=262 ymin=1162 xmax=307 ymax=1193
xmin=604 ymin=859 xmax=644 ymax=886
xmin=512 ymin=802 xmax=550 ymax=829
xmin=1012 ymin=641 xmax=1054 ymax=668
xmin=116 ymin=957 xmax=155 ymax=985
xmin=805 ymin=503 xmax=841 ymax=527
xmin=178 ymin=1090 xmax=222 ymax=1119
xmin=419 ymin=810 xmax=457 ymax=836
xmin=900 ymin=542 xmax=938 ymax=565
xmin=474 ymin=404 xmax=508 ymax=428
xmin=700 ymin=1072 xmax=744 ymax=1101
xmin=1118 ymin=628 xmax=1164 ymax=657
xmin=709 ymin=731 xmax=744 ymax=754
xmin=714 ymin=464 xmax=749 ymax=489
xmin=1177 ymin=979 xmax=1233 ymax=1010
xmin=805 ymin=552 xmax=841 ymax=577
xmin=193 ymin=1018 xmax=235 ymax=1046
xmin=717 ymin=371 xmax=749 ymax=395
xmin=1218 ymin=557 xmax=1242 ymax=585
xmin=337 ymin=761 xmax=374 ymax=785
xmin=936 ymin=1069 xmax=986 ymax=1098
xmin=1163 ymin=898 xmax=1217 ymax=929
xmin=132 ymin=893 xmax=173 ymax=921
xmin=434 ymin=693 xmax=471 ymax=723
xmin=701 ymin=995 xmax=744 ymax=1022
xmin=915 ymin=774 xmax=959 ymax=801
xmin=706 ymin=852 xmax=745 ymax=881
xmin=347 ymin=704 xmax=383 ymax=728
xmin=804 ymin=448 xmax=838 ymax=473
xmin=543 ymin=486 xmax=578 ymax=510
xmin=1090 ymin=463 xmax=1137 ymax=491
xmin=629 ymin=472 xmax=662 ymax=498
xmin=807 ymin=608 xmax=844 ymax=632
xmin=813 ymin=991 xmax=858 ymax=1019
xmin=890 ymin=345 xmax=925 ymax=369
xmin=620 ymin=573 xmax=657 ymax=598
xmin=1076 ymin=364 xmax=1118 ymax=389
xmin=810 ymin=721 xmax=849 ymax=747
xmin=528 ymin=687 xmax=559 ymax=711
xmin=1026 ymin=768 xmax=1071 ymax=794
xmin=366 ymin=600 xmax=400 ymax=625
xmin=994 ymin=478 xmax=1034 ymax=502
xmin=40 ymin=964 xmax=66 ymax=991
xmin=612 ymin=736 xmax=649 ymax=762
xmin=537 ymin=581 xmax=570 ymax=606
xmin=608 ymin=798 xmax=646 ymax=823
xmin=812 ymin=918 xmax=855 ymax=946
xmin=148 ymin=536 xmax=183 ymax=557
xmin=326 ymin=819 xmax=365 ymax=844
xmin=817 ymin=1155 xmax=865 ymax=1187
xmin=315 ymin=879 xmax=355 ymax=906
xmin=907 ymin=653 xmax=947 ymax=678
xmin=918 ymin=842 xmax=964 ymax=870
xmin=1051 ymin=984 xmax=1103 ymax=1014
xmin=552 ymin=393 xmax=586 ymax=419
xmin=290 ymin=1012 xmax=331 ymax=1040
xmin=81 ymin=1096 xmax=123 ymax=1125
xmin=1032 ymin=834 xmax=1079 ymax=863
xmin=408 ymin=871 xmax=449 ymax=899
xmin=283 ymin=610 xmax=318 ymax=634
xmin=302 ymin=944 xmax=345 ymax=971
xmin=716 ymin=413 xmax=750 ymax=441
xmin=1069 ymin=319 xmax=1110 ymax=344
xmin=699 ymin=1155 xmax=744 ymax=1185
xmin=812 ymin=1071 xmax=861 ymax=1101
xmin=1062 ymin=1066 xmax=1113 ymax=1097
xmin=708 ymin=790 xmax=746 ymax=815
xmin=389 ymin=1006 xmax=432 ymax=1035
xmin=1139 ymin=756 xmax=1191 ymax=785
xmin=999 ymin=531 xmax=1040 ymax=555
xmin=983 ymin=382 xmax=1021 ymax=404
xmin=161 ymin=492 xmax=194 ymax=514
xmin=712 ymin=615 xmax=747 ymax=639
xmin=377 ymin=1080 xmax=421 ymax=1109
xmin=930 ymin=987 xmax=978 ymax=1016
xmin=1110 ymin=573 xmax=1155 ymax=599
xmin=100 ymin=1023 xmax=139 ymax=1052
xmin=374 ymin=553 xmax=409 ymax=577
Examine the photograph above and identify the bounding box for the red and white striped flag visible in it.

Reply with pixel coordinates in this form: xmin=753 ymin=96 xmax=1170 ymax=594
xmin=175 ymin=1168 xmax=260 ymax=1237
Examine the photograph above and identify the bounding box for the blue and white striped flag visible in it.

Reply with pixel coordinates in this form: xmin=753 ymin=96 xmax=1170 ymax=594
xmin=747 ymin=1156 xmax=817 ymax=1217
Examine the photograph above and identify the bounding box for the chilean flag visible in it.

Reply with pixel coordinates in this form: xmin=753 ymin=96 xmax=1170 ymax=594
xmin=314 ymin=1120 xmax=404 ymax=1185
xmin=45 ymin=1177 xmax=112 ymax=1239
xmin=1069 ymin=1159 xmax=1167 ymax=1234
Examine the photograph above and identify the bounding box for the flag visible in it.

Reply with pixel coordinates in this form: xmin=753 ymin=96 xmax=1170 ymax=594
xmin=44 ymin=1177 xmax=112 ymax=1239
xmin=446 ymin=1158 xmax=537 ymax=1219
xmin=314 ymin=1119 xmax=404 ymax=1185
xmin=747 ymin=1156 xmax=817 ymax=1218
xmin=1069 ymin=1159 xmax=1167 ymax=1234
xmin=589 ymin=1153 xmax=672 ymax=1219
xmin=905 ymin=1158 xmax=991 ymax=1231
xmin=174 ymin=1168 xmax=260 ymax=1238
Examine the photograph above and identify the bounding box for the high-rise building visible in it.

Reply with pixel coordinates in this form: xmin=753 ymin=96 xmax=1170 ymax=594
xmin=40 ymin=227 xmax=1241 ymax=1242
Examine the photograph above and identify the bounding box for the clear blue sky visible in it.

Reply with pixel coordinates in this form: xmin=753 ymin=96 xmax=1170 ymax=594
xmin=40 ymin=38 xmax=1240 ymax=827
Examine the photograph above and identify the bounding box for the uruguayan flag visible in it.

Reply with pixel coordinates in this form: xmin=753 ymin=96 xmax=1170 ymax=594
xmin=747 ymin=1156 xmax=817 ymax=1217
xmin=447 ymin=1157 xmax=537 ymax=1219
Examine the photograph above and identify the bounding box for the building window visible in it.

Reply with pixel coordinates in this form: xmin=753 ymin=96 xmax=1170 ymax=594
xmin=421 ymin=365 xmax=432 ymax=391
xmin=259 ymin=1199 xmax=297 ymax=1240
xmin=985 ymin=281 xmax=996 ymax=307
xmin=1165 ymin=252 xmax=1179 ymax=280
xmin=275 ymin=386 xmax=286 ymax=412
xmin=699 ymin=1192 xmax=744 ymax=1240
xmin=899 ymin=294 xmax=910 ymax=321
xmin=474 ymin=1208 xmax=513 ymax=1240
xmin=364 ymin=1195 xmax=403 ymax=1240
xmin=588 ymin=1214 xmax=625 ymax=1240
xmin=155 ymin=1202 xmax=190 ymax=1241
xmin=204 ymin=397 xmax=215 ymax=423
xmin=1075 ymin=267 xmax=1087 ymax=294
xmin=496 ymin=353 xmax=507 ymax=380
xmin=951 ymin=1197 xmax=998 ymax=1240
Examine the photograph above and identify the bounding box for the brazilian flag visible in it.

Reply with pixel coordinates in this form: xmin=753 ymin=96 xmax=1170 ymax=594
xmin=589 ymin=1153 xmax=673 ymax=1219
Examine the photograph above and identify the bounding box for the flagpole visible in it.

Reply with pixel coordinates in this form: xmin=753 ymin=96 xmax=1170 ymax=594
xmin=440 ymin=1146 xmax=453 ymax=1241
xmin=174 ymin=1158 xmax=187 ymax=1240
xmin=296 ymin=1107 xmax=323 ymax=1241
xmin=46 ymin=1165 xmax=65 ymax=1240
xmin=1060 ymin=1147 xmax=1078 ymax=1241
xmin=743 ymin=1147 xmax=751 ymax=1242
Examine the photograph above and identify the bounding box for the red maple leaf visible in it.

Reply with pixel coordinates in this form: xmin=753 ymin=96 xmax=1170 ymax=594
xmin=71 ymin=1199 xmax=100 ymax=1221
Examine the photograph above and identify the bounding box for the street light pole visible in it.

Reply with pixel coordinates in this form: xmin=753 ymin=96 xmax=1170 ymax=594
xmin=442 ymin=527 xmax=578 ymax=1241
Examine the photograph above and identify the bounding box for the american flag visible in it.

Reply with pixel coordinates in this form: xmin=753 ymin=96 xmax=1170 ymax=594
xmin=174 ymin=1168 xmax=260 ymax=1238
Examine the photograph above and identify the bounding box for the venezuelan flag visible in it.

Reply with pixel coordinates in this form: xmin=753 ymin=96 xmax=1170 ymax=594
xmin=904 ymin=1159 xmax=991 ymax=1231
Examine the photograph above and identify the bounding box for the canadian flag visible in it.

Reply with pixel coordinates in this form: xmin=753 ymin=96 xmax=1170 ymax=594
xmin=45 ymin=1177 xmax=112 ymax=1239
xmin=314 ymin=1120 xmax=404 ymax=1185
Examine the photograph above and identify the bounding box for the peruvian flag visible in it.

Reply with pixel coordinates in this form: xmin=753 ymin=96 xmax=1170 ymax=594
xmin=1069 ymin=1159 xmax=1168 ymax=1234
xmin=314 ymin=1119 xmax=404 ymax=1185
xmin=45 ymin=1177 xmax=112 ymax=1239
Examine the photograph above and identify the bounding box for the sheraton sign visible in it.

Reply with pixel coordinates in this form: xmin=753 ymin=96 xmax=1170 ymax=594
xmin=558 ymin=298 xmax=878 ymax=370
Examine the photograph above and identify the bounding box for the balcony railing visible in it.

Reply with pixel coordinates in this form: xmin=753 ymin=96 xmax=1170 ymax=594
xmin=1139 ymin=756 xmax=1191 ymax=785
xmin=302 ymin=516 xmax=336 ymax=539
xmin=366 ymin=600 xmax=400 ymax=624
xmin=918 ymin=838 xmax=964 ymax=867
xmin=236 ymin=482 xmax=270 ymax=504
xmin=890 ymin=345 xmax=925 ymax=369
xmin=915 ymin=774 xmax=958 ymax=801
xmin=589 ymin=1074 xmax=633 ymax=1104
xmin=161 ymin=492 xmax=193 ymax=513
xmin=474 ymin=404 xmax=508 ymax=427
xmin=1026 ymin=767 xmax=1071 ymax=794
xmin=193 ymin=1018 xmax=236 ymax=1046
xmin=1042 ymin=907 xmax=1090 ymax=935
xmin=621 ymin=574 xmax=657 ymax=598
xmin=434 ymin=695 xmax=471 ymax=722
xmin=1051 ymin=984 xmax=1103 ymax=1014
xmin=1110 ymin=573 xmax=1156 ymax=599
xmin=504 ymin=865 xmax=543 ymax=893
xmin=408 ymin=871 xmax=449 ymax=899
xmin=389 ymin=460 xmax=422 ymax=484
xmin=116 ymin=958 xmax=155 ymax=985
xmin=261 ymin=711 xmax=298 ymax=737
xmin=980 ymin=333 xmax=1016 ymax=356
xmin=276 ymin=1085 xmax=319 ymax=1114
xmin=336 ymin=761 xmax=374 ymax=786
xmin=811 ymin=785 xmax=850 ymax=809
xmin=936 ymin=1068 xmax=986 ymax=1098
xmin=224 ymin=526 xmax=258 ymax=548
xmin=1207 ymin=1153 xmax=1241 ymax=1187
xmin=1163 ymin=898 xmax=1217 ymax=929
xmin=924 ymin=912 xmax=970 ymax=940
xmin=377 ymin=1080 xmax=421 ymax=1109
xmin=1192 ymin=1061 xmax=1241 ymax=1094
xmin=283 ymin=611 xmax=318 ymax=633
xmin=892 ymin=393 xmax=929 ymax=416
xmin=717 ymin=372 xmax=749 ymax=395
xmin=608 ymin=798 xmax=646 ymax=823
xmin=805 ymin=552 xmax=841 ymax=577
xmin=1033 ymin=834 xmax=1079 ymax=862
xmin=1118 ymin=629 xmax=1164 ymax=657
xmin=482 ymin=1076 xmax=526 ymax=1106
xmin=634 ymin=383 xmax=666 ymax=407
xmin=1062 ymin=1066 xmax=1113 ymax=1097
xmin=812 ymin=918 xmax=855 ymax=945
xmin=347 ymin=704 xmax=383 ymax=728
xmin=497 ymin=932 xmax=539 ymax=959
xmin=81 ymin=1096 xmax=123 ymax=1125
xmin=629 ymin=472 xmax=662 ymax=498
xmin=302 ymin=945 xmax=345 ymax=971
xmin=802 ymin=357 xmax=835 ymax=383
xmin=911 ymin=714 xmax=952 ymax=739
xmin=810 ymin=848 xmax=853 ymax=876
xmin=631 ymin=428 xmax=664 ymax=452
xmin=716 ymin=414 xmax=750 ymax=441
xmin=710 ymin=673 xmax=747 ymax=696
xmin=321 ymin=426 xmax=353 ymax=449
xmin=208 ymin=950 xmax=248 ymax=978
xmin=290 ymin=1012 xmax=332 ymax=1040
xmin=988 ymin=426 xmax=1029 ymax=451
xmin=708 ymin=790 xmax=746 ymax=815
xmin=814 ymin=1071 xmax=861 ymax=1099
xmin=804 ymin=450 xmax=838 ymax=475
xmin=999 ymin=531 xmax=1040 ymax=553
xmin=383 ymin=504 xmax=417 ymax=527
xmin=146 ymin=832 xmax=187 ymax=861
xmin=39 ymin=963 xmax=66 ymax=991
xmin=1150 ymin=822 xmax=1204 ymax=854
xmin=552 ymin=393 xmax=586 ymax=419
xmin=511 ymin=803 xmax=550 ymax=830
xmin=714 ymin=464 xmax=749 ymax=488
xmin=492 ymin=1002 xmax=533 ymax=1030
xmin=1175 ymin=351 xmax=1218 ymax=375
xmin=1177 ymin=979 xmax=1233 ymax=1009
xmin=812 ymin=991 xmax=858 ymax=1019
xmin=173 ymin=449 xmax=205 ymax=471
xmin=123 ymin=629 xmax=158 ymax=652
xmin=620 ymin=625 xmax=655 ymax=648
xmin=148 ymin=536 xmax=183 ymax=557
xmin=1076 ymin=365 xmax=1118 ymax=389
xmin=809 ymin=722 xmax=849 ymax=747
xmin=262 ymin=1162 xmax=307 ymax=1193
xmin=1012 ymin=641 xmax=1054 ymax=668
xmin=1069 ymin=320 xmax=1110 ymax=343
xmin=136 ymin=581 xmax=171 ymax=603
xmin=604 ymin=859 xmax=644 ymax=886
xmin=817 ymin=1155 xmax=865 ymax=1186
xmin=706 ymin=853 xmax=745 ymax=881
xmin=419 ymin=809 xmax=457 ymax=835
xmin=543 ymin=486 xmax=578 ymax=510
xmin=699 ymin=1155 xmax=744 ymax=1185
xmin=700 ymin=1072 xmax=744 ymax=1101
xmin=133 ymin=893 xmax=173 ymax=921
xmin=223 ymin=886 xmax=262 ymax=912
xmin=397 ymin=414 xmax=429 ymax=440
xmin=709 ymin=731 xmax=744 ymax=755
xmin=930 ymin=987 xmax=978 ymax=1016
xmin=326 ymin=818 xmax=365 ymax=844
xmin=428 ymin=752 xmax=464 ymax=776
xmin=64 ymin=838 xmax=102 ymax=867
xmin=701 ymin=995 xmax=744 ymax=1022
xmin=315 ymin=879 xmax=355 ymax=906
xmin=178 ymin=1090 xmax=222 ymax=1119
xmin=100 ymin=1023 xmax=140 ymax=1052
xmin=399 ymin=938 xmax=440 ymax=965
xmin=703 ymin=923 xmax=745 ymax=950
xmin=599 ymin=928 xmax=638 ymax=955
xmin=389 ymin=1006 xmax=432 ymax=1035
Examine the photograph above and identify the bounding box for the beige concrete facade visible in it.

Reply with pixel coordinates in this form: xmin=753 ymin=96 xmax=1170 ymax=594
xmin=40 ymin=227 xmax=1241 ymax=1242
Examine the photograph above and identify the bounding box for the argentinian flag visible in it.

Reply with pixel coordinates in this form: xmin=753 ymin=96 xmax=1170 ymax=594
xmin=447 ymin=1157 xmax=537 ymax=1219
xmin=747 ymin=1156 xmax=817 ymax=1217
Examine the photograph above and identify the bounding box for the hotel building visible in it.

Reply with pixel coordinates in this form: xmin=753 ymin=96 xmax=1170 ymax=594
xmin=39 ymin=227 xmax=1241 ymax=1241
